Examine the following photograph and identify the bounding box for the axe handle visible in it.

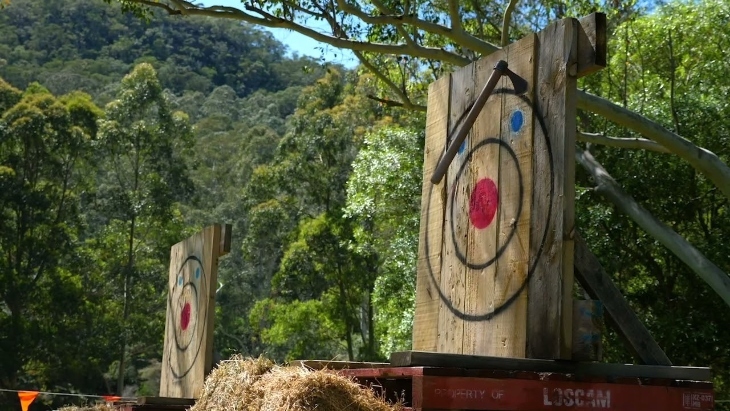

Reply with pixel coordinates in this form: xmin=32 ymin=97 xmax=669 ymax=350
xmin=431 ymin=60 xmax=508 ymax=185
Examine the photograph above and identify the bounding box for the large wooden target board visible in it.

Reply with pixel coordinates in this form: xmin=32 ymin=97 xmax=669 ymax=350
xmin=413 ymin=15 xmax=605 ymax=360
xmin=160 ymin=224 xmax=230 ymax=398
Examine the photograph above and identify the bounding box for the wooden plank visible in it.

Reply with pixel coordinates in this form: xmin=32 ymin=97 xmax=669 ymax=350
xmin=576 ymin=13 xmax=607 ymax=77
xmin=412 ymin=73 xmax=451 ymax=352
xmin=527 ymin=17 xmax=578 ymax=360
xmin=390 ymin=351 xmax=712 ymax=381
xmin=574 ymin=233 xmax=673 ymax=366
xmin=438 ymin=63 xmax=474 ymax=353
xmin=289 ymin=360 xmax=389 ymax=370
xmin=219 ymin=223 xmax=232 ymax=255
xmin=417 ymin=375 xmax=713 ymax=410
xmin=462 ymin=48 xmax=505 ymax=355
xmin=136 ymin=397 xmax=195 ymax=406
xmin=160 ymin=224 xmax=223 ymax=399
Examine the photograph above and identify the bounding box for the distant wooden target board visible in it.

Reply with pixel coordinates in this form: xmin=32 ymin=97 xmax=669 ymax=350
xmin=160 ymin=224 xmax=231 ymax=398
xmin=412 ymin=15 xmax=606 ymax=360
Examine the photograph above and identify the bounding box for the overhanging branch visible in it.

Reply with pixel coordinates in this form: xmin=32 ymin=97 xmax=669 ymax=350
xmin=576 ymin=147 xmax=730 ymax=309
xmin=577 ymin=90 xmax=730 ymax=200
xmin=125 ymin=0 xmax=472 ymax=65
xmin=577 ymin=131 xmax=670 ymax=153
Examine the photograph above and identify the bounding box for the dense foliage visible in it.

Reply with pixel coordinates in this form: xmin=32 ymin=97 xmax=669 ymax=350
xmin=1 ymin=0 xmax=729 ymax=409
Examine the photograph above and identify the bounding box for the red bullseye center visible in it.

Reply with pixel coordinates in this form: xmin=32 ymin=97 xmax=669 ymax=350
xmin=180 ymin=302 xmax=191 ymax=331
xmin=469 ymin=178 xmax=499 ymax=229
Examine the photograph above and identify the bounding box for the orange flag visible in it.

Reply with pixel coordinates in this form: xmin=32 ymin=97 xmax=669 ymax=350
xmin=102 ymin=396 xmax=121 ymax=403
xmin=18 ymin=391 xmax=39 ymax=411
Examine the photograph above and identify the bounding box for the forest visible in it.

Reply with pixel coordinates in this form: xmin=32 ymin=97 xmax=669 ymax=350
xmin=0 ymin=0 xmax=728 ymax=409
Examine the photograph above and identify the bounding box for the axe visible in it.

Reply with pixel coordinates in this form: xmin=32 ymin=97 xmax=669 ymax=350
xmin=431 ymin=60 xmax=528 ymax=185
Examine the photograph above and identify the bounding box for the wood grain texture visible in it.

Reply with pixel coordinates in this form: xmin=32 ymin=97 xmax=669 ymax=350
xmin=527 ymin=17 xmax=578 ymax=360
xmin=462 ymin=49 xmax=505 ymax=355
xmin=574 ymin=233 xmax=672 ymax=365
xmin=492 ymin=34 xmax=535 ymax=358
xmin=412 ymin=74 xmax=451 ymax=352
xmin=438 ymin=63 xmax=473 ymax=353
xmin=576 ymin=13 xmax=607 ymax=77
xmin=160 ymin=225 xmax=223 ymax=399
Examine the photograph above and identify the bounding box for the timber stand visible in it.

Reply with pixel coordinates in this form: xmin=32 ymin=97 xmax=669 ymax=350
xmin=303 ymin=11 xmax=714 ymax=411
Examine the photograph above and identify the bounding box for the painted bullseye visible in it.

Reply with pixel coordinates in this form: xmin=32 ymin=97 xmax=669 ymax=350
xmin=180 ymin=302 xmax=191 ymax=331
xmin=167 ymin=255 xmax=207 ymax=379
xmin=469 ymin=178 xmax=499 ymax=229
xmin=423 ymin=88 xmax=555 ymax=321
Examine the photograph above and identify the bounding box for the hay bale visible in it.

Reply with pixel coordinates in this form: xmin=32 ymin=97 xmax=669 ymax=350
xmin=192 ymin=355 xmax=400 ymax=411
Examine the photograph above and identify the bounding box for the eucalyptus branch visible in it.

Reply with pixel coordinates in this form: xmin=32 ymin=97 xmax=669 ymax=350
xmin=131 ymin=0 xmax=472 ymax=65
xmin=354 ymin=51 xmax=426 ymax=111
xmin=577 ymin=90 xmax=730 ymax=200
xmin=501 ymin=0 xmax=519 ymax=46
xmin=448 ymin=0 xmax=461 ymax=33
xmin=576 ymin=146 xmax=730 ymax=308
xmin=332 ymin=0 xmax=497 ymax=55
xmin=135 ymin=0 xmax=181 ymax=14
xmin=577 ymin=131 xmax=670 ymax=153
xmin=368 ymin=0 xmax=417 ymax=47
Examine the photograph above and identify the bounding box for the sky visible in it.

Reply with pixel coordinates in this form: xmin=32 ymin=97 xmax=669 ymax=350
xmin=199 ymin=0 xmax=358 ymax=68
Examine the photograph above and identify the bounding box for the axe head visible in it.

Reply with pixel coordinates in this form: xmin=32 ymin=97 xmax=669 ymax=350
xmin=505 ymin=68 xmax=528 ymax=95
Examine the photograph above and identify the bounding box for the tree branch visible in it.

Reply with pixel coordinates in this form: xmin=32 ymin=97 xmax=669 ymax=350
xmin=448 ymin=0 xmax=461 ymax=33
xmin=368 ymin=0 xmax=417 ymax=48
xmin=577 ymin=90 xmax=730 ymax=200
xmin=354 ymin=51 xmax=426 ymax=111
xmin=333 ymin=0 xmax=497 ymax=54
xmin=135 ymin=0 xmax=473 ymax=65
xmin=576 ymin=147 xmax=730 ymax=309
xmin=577 ymin=131 xmax=670 ymax=153
xmin=501 ymin=0 xmax=519 ymax=46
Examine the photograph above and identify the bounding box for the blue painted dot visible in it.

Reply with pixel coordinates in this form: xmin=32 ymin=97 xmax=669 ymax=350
xmin=510 ymin=110 xmax=524 ymax=133
xmin=195 ymin=267 xmax=201 ymax=280
xmin=458 ymin=139 xmax=467 ymax=154
xmin=177 ymin=275 xmax=183 ymax=286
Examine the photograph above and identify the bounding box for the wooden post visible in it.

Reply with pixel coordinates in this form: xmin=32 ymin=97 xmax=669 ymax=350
xmin=411 ymin=14 xmax=606 ymax=360
xmin=160 ymin=224 xmax=231 ymax=398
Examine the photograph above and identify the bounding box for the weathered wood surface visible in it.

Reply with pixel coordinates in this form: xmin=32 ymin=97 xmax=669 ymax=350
xmin=412 ymin=74 xmax=450 ymax=352
xmin=390 ymin=351 xmax=712 ymax=381
xmin=526 ymin=16 xmax=578 ymax=360
xmin=413 ymin=14 xmax=605 ymax=360
xmin=289 ymin=360 xmax=390 ymax=370
xmin=571 ymin=300 xmax=603 ymax=361
xmin=574 ymin=233 xmax=673 ymax=365
xmin=136 ymin=397 xmax=196 ymax=406
xmin=160 ymin=224 xmax=229 ymax=399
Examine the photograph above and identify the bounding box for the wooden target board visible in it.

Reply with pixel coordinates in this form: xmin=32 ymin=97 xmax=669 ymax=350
xmin=413 ymin=15 xmax=605 ymax=360
xmin=160 ymin=224 xmax=230 ymax=398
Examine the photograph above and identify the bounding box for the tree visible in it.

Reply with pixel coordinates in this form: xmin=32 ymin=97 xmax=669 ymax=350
xmin=95 ymin=62 xmax=194 ymax=394
xmin=0 ymin=79 xmax=101 ymax=388
xmin=110 ymin=0 xmax=730 ymax=308
xmin=344 ymin=126 xmax=424 ymax=356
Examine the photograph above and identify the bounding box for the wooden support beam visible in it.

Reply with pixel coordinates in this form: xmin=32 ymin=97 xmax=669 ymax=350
xmin=576 ymin=13 xmax=607 ymax=77
xmin=390 ymin=351 xmax=711 ymax=381
xmin=574 ymin=233 xmax=673 ymax=366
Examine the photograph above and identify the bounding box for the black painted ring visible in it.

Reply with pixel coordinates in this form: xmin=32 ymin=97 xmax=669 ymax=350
xmin=423 ymin=88 xmax=554 ymax=321
xmin=167 ymin=255 xmax=207 ymax=379
xmin=173 ymin=282 xmax=199 ymax=351
xmin=448 ymin=138 xmax=523 ymax=269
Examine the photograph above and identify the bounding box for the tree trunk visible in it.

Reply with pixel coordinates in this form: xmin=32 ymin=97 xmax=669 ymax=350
xmin=576 ymin=147 xmax=730 ymax=308
xmin=116 ymin=214 xmax=136 ymax=395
